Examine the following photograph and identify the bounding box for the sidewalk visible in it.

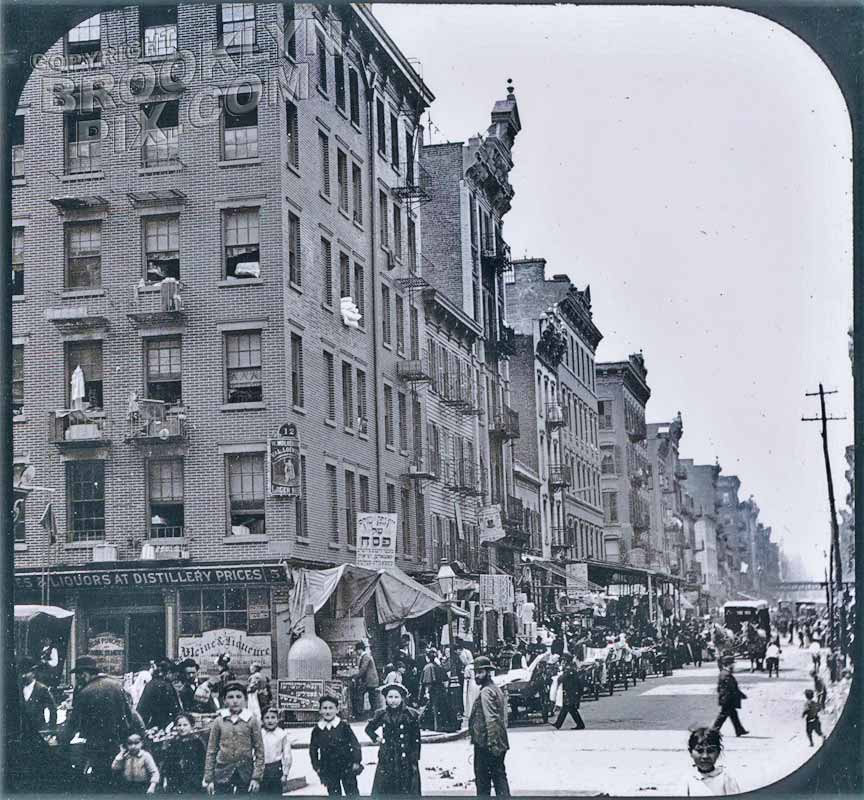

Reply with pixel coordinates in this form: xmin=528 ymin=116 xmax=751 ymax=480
xmin=285 ymin=720 xmax=468 ymax=750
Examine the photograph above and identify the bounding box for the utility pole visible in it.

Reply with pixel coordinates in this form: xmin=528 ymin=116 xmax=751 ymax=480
xmin=802 ymin=384 xmax=847 ymax=663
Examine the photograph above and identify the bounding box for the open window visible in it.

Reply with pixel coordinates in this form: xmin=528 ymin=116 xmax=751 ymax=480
xmin=148 ymin=459 xmax=184 ymax=539
xmin=66 ymin=14 xmax=101 ymax=66
xmin=227 ymin=453 xmax=266 ymax=535
xmin=66 ymin=340 xmax=104 ymax=410
xmin=12 ymin=227 xmax=24 ymax=296
xmin=222 ymin=89 xmax=258 ymax=160
xmin=224 ymin=208 xmax=260 ymax=279
xmin=144 ymin=215 xmax=180 ymax=282
xmin=141 ymin=5 xmax=177 ymax=57
xmin=145 ymin=336 xmax=182 ymax=406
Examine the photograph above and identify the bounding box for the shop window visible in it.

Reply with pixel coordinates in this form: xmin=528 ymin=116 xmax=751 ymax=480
xmin=148 ymin=459 xmax=184 ymax=539
xmin=219 ymin=3 xmax=256 ymax=48
xmin=285 ymin=100 xmax=299 ymax=168
xmin=12 ymin=227 xmax=23 ymax=296
xmin=341 ymin=361 xmax=353 ymax=430
xmin=145 ymin=336 xmax=182 ymax=406
xmin=179 ymin=587 xmax=271 ymax=636
xmin=67 ymin=460 xmax=105 ymax=542
xmin=141 ymin=5 xmax=177 ymax=57
xmin=227 ymin=453 xmax=266 ymax=535
xmin=224 ymin=331 xmax=262 ymax=403
xmin=141 ymin=100 xmax=179 ymax=167
xmin=224 ymin=208 xmax=260 ymax=279
xmin=143 ymin=214 xmax=180 ymax=282
xmin=67 ymin=14 xmax=101 ymax=65
xmin=349 ymin=68 xmax=360 ymax=126
xmin=291 ymin=333 xmax=304 ymax=408
xmin=12 ymin=345 xmax=23 ymax=416
xmin=66 ymin=340 xmax=103 ymax=410
xmin=66 ymin=221 xmax=102 ymax=289
xmin=12 ymin=116 xmax=24 ymax=178
xmin=222 ymin=90 xmax=258 ymax=160
xmin=66 ymin=109 xmax=102 ymax=174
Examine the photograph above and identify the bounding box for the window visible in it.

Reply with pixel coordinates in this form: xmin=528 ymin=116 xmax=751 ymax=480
xmin=227 ymin=453 xmax=266 ymax=535
xmin=334 ymin=53 xmax=345 ymax=109
xmin=327 ymin=464 xmax=339 ymax=543
xmin=283 ymin=3 xmax=296 ymax=59
xmin=345 ymin=469 xmax=356 ymax=546
xmin=337 ymin=149 xmax=349 ymax=212
xmin=224 ymin=331 xmax=262 ymax=403
xmin=598 ymin=400 xmax=613 ymax=430
xmin=219 ymin=3 xmax=255 ymax=48
xmin=222 ymin=90 xmax=258 ymax=160
xmin=321 ymin=237 xmax=333 ymax=306
xmin=143 ymin=215 xmax=180 ymax=282
xmin=12 ymin=116 xmax=24 ymax=178
xmin=145 ymin=337 xmax=182 ymax=405
xmin=410 ymin=306 xmax=420 ymax=360
xmin=285 ymin=101 xmax=299 ymax=168
xmin=339 ymin=252 xmax=351 ymax=299
xmin=12 ymin=345 xmax=23 ymax=416
xmin=148 ymin=459 xmax=184 ymax=539
xmin=288 ymin=212 xmax=301 ymax=286
xmin=324 ymin=351 xmax=336 ymax=421
xmin=390 ymin=112 xmax=399 ymax=168
xmin=67 ymin=460 xmax=105 ymax=542
xmin=379 ymin=190 xmax=389 ymax=247
xmin=405 ymin=130 xmax=415 ymax=184
xmin=141 ymin=5 xmax=177 ymax=56
xmin=67 ymin=14 xmax=101 ymax=64
xmin=384 ymin=384 xmax=394 ymax=447
xmin=376 ymin=98 xmax=386 ymax=154
xmin=381 ymin=285 xmax=392 ymax=345
xmin=141 ymin=100 xmax=179 ymax=167
xmin=295 ymin=455 xmax=307 ymax=537
xmin=415 ymin=489 xmax=426 ymax=559
xmin=386 ymin=484 xmax=396 ymax=514
xmin=602 ymin=491 xmax=618 ymax=524
xmin=341 ymin=361 xmax=354 ymax=429
xmin=13 ymin=492 xmax=25 ymax=542
xmin=401 ymin=487 xmax=411 ymax=554
xmin=352 ymin=163 xmax=363 ymax=224
xmin=66 ymin=341 xmax=103 ymax=410
xmin=179 ymin=587 xmax=270 ymax=636
xmin=392 ymin=204 xmax=402 ymax=258
xmin=349 ymin=68 xmax=360 ymax=126
xmin=356 ymin=369 xmax=367 ymax=433
xmin=395 ymin=294 xmax=405 ymax=353
xmin=224 ymin=208 xmax=260 ymax=279
xmin=398 ymin=391 xmax=408 ymax=452
xmin=319 ymin=131 xmax=330 ymax=196
xmin=407 ymin=218 xmax=416 ymax=270
xmin=66 ymin=110 xmax=101 ymax=173
xmin=600 ymin=448 xmax=616 ymax=475
xmin=317 ymin=32 xmax=328 ymax=91
xmin=12 ymin=227 xmax=23 ymax=296
xmin=353 ymin=261 xmax=365 ymax=321
xmin=291 ymin=333 xmax=304 ymax=408
xmin=359 ymin=475 xmax=370 ymax=514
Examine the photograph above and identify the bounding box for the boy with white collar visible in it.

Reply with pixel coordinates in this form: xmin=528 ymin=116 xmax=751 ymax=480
xmin=309 ymin=694 xmax=362 ymax=796
xmin=203 ymin=681 xmax=265 ymax=795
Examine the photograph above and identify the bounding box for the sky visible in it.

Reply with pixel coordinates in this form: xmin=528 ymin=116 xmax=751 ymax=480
xmin=374 ymin=3 xmax=854 ymax=579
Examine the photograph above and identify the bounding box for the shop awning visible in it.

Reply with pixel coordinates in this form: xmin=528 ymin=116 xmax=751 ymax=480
xmin=374 ymin=567 xmax=470 ymax=630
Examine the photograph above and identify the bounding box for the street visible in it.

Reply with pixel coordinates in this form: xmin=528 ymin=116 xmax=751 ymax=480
xmin=289 ymin=645 xmax=845 ymax=795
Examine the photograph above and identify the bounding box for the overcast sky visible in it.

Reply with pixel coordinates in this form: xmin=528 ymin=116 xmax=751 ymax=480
xmin=375 ymin=4 xmax=854 ymax=579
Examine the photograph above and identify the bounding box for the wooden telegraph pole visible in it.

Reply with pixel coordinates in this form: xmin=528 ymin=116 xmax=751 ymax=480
xmin=802 ymin=384 xmax=847 ymax=663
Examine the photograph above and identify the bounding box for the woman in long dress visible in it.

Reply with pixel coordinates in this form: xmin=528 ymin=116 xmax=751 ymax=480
xmin=364 ymin=683 xmax=422 ymax=796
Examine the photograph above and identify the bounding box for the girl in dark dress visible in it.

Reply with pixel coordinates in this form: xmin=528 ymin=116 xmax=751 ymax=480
xmin=161 ymin=713 xmax=206 ymax=794
xmin=364 ymin=683 xmax=422 ymax=796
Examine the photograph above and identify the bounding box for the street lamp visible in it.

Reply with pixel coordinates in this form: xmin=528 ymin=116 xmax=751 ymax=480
xmin=437 ymin=562 xmax=457 ymax=671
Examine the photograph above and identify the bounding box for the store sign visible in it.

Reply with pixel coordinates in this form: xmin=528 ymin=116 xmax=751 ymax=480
xmin=566 ymin=563 xmax=589 ymax=597
xmin=480 ymin=575 xmax=514 ymax=610
xmin=88 ymin=633 xmax=125 ymax=676
xmin=178 ymin=628 xmax=271 ymax=675
xmin=277 ymin=679 xmax=347 ymax=711
xmin=356 ymin=513 xmax=397 ymax=569
xmin=15 ymin=565 xmax=286 ymax=591
xmin=269 ymin=424 xmax=301 ymax=497
xmin=478 ymin=505 xmax=505 ymax=545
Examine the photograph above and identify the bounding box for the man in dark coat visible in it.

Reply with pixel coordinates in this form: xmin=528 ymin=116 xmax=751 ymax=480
xmin=713 ymin=655 xmax=749 ymax=736
xmin=177 ymin=657 xmax=218 ymax=713
xmin=468 ymin=656 xmax=510 ymax=796
xmin=58 ymin=655 xmax=136 ymax=793
xmin=553 ymin=655 xmax=585 ymax=731
xmin=20 ymin=657 xmax=57 ymax=734
xmin=136 ymin=658 xmax=182 ymax=729
xmin=351 ymin=641 xmax=380 ymax=719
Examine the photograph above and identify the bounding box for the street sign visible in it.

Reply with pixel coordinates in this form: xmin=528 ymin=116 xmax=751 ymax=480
xmin=356 ymin=513 xmax=397 ymax=569
xmin=269 ymin=424 xmax=301 ymax=497
xmin=478 ymin=504 xmax=505 ymax=544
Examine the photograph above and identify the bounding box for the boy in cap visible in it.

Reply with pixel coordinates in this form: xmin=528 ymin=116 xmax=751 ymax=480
xmin=713 ymin=655 xmax=749 ymax=737
xmin=309 ymin=693 xmax=362 ymax=796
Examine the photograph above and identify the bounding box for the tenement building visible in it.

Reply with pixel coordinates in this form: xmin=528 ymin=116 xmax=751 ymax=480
xmin=679 ymin=459 xmax=723 ymax=603
xmin=505 ymin=259 xmax=604 ymax=563
xmin=595 ymin=353 xmax=651 ymax=565
xmin=11 ymin=3 xmax=438 ymax=676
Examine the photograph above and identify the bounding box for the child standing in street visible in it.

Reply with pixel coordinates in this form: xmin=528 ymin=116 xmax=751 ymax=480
xmin=309 ymin=694 xmax=363 ymax=796
xmin=260 ymin=706 xmax=293 ymax=796
xmin=678 ymin=727 xmax=740 ymax=795
xmin=161 ymin=713 xmax=206 ymax=794
xmin=111 ymin=733 xmax=160 ymax=795
xmin=364 ymin=683 xmax=422 ymax=796
xmin=803 ymin=689 xmax=824 ymax=747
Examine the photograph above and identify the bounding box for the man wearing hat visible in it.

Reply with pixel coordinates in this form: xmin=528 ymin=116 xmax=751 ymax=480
xmin=468 ymin=656 xmax=510 ymax=796
xmin=58 ymin=655 xmax=137 ymax=792
xmin=20 ymin=656 xmax=57 ymax=735
xmin=177 ymin=658 xmax=217 ymax=713
xmin=137 ymin=658 xmax=182 ymax=730
xmin=713 ymin=654 xmax=749 ymax=737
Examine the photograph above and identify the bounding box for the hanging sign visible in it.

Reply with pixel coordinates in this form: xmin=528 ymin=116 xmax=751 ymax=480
xmin=356 ymin=513 xmax=397 ymax=569
xmin=478 ymin=504 xmax=505 ymax=544
xmin=269 ymin=423 xmax=301 ymax=497
xmin=480 ymin=575 xmax=514 ymax=610
xmin=566 ymin=563 xmax=589 ymax=598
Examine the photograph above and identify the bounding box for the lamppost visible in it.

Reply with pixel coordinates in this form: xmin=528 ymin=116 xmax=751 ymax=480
xmin=437 ymin=562 xmax=456 ymax=671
